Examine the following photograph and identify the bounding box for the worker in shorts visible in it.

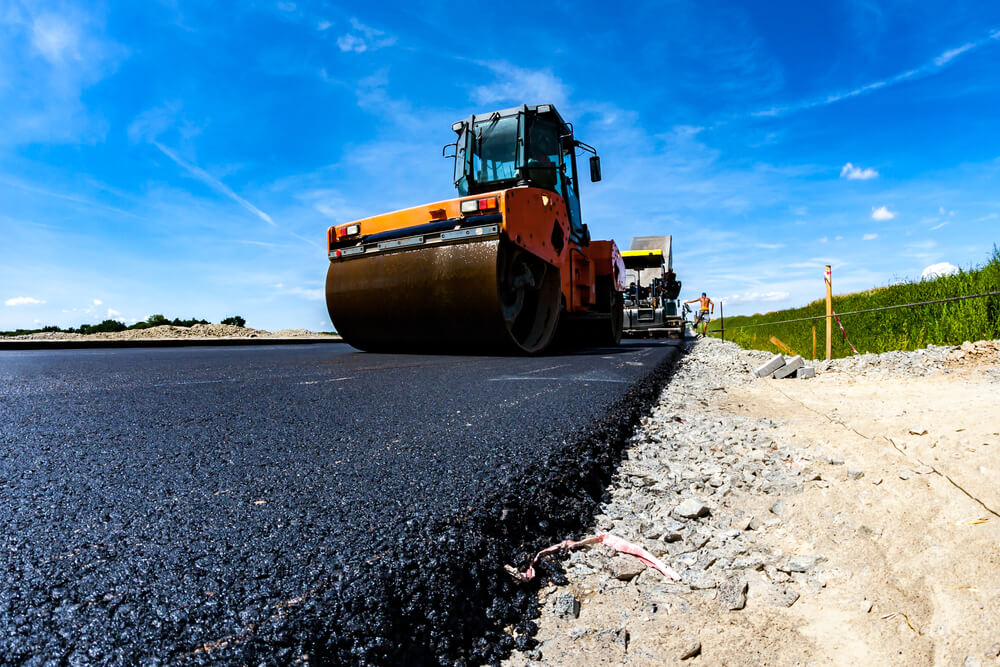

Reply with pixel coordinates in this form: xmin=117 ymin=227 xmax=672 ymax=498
xmin=683 ymin=292 xmax=714 ymax=337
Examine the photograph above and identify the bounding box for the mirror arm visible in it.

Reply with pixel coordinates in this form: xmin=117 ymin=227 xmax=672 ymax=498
xmin=574 ymin=140 xmax=597 ymax=156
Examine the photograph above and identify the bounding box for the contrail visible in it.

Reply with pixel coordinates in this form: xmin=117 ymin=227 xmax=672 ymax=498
xmin=152 ymin=141 xmax=276 ymax=227
xmin=752 ymin=29 xmax=999 ymax=118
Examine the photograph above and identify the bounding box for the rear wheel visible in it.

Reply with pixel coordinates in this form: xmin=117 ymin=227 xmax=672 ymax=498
xmin=497 ymin=242 xmax=562 ymax=354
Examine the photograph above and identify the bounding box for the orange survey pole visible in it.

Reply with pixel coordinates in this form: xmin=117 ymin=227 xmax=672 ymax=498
xmin=812 ymin=326 xmax=817 ymax=360
xmin=825 ymin=265 xmax=833 ymax=360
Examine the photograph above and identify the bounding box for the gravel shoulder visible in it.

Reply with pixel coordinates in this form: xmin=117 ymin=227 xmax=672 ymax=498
xmin=505 ymin=337 xmax=1000 ymax=666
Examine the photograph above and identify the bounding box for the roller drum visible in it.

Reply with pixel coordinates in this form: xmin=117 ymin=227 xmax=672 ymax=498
xmin=325 ymin=239 xmax=561 ymax=353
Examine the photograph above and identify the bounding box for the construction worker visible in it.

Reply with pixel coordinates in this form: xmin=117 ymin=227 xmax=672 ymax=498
xmin=683 ymin=292 xmax=714 ymax=337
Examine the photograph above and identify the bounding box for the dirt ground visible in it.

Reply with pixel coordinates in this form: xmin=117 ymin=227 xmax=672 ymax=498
xmin=508 ymin=345 xmax=1000 ymax=666
xmin=717 ymin=362 xmax=1000 ymax=665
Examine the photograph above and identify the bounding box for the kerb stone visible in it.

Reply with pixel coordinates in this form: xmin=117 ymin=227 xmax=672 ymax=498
xmin=773 ymin=356 xmax=804 ymax=379
xmin=754 ymin=355 xmax=786 ymax=378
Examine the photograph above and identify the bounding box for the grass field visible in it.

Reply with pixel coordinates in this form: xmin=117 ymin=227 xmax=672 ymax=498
xmin=708 ymin=249 xmax=1000 ymax=359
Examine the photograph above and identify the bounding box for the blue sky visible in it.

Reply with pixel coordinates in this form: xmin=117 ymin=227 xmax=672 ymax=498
xmin=2 ymin=1 xmax=999 ymax=331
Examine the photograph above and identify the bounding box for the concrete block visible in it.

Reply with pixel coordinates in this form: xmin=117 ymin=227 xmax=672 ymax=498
xmin=773 ymin=355 xmax=804 ymax=379
xmin=796 ymin=366 xmax=816 ymax=379
xmin=755 ymin=354 xmax=785 ymax=378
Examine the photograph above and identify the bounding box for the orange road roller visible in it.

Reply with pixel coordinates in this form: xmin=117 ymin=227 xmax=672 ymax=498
xmin=325 ymin=104 xmax=626 ymax=353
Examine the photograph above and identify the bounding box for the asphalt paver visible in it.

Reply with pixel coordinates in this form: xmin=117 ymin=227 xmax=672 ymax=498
xmin=0 ymin=341 xmax=682 ymax=665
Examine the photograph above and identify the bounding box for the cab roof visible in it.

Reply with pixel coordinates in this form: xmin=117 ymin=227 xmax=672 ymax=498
xmin=451 ymin=104 xmax=569 ymax=135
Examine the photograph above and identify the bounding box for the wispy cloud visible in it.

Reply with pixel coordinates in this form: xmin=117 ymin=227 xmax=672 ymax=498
xmin=152 ymin=141 xmax=276 ymax=227
xmin=92 ymin=298 xmax=102 ymax=305
xmin=972 ymin=213 xmax=998 ymax=223
xmin=756 ymin=242 xmax=785 ymax=249
xmin=723 ymin=290 xmax=790 ymax=305
xmin=754 ymin=30 xmax=1000 ymax=117
xmin=285 ymin=286 xmax=324 ymax=300
xmin=930 ymin=221 xmax=948 ymax=230
xmin=337 ymin=18 xmax=395 ymax=53
xmin=863 ymin=233 xmax=878 ymax=240
xmin=5 ymin=296 xmax=46 ymax=306
xmin=840 ymin=162 xmax=879 ymax=180
xmin=935 ymin=43 xmax=976 ymax=66
xmin=471 ymin=62 xmax=569 ymax=108
xmin=871 ymin=205 xmax=895 ymax=221
xmin=0 ymin=4 xmax=126 ymax=145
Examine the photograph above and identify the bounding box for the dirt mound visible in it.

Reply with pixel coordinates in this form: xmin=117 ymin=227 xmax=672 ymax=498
xmin=4 ymin=324 xmax=335 ymax=341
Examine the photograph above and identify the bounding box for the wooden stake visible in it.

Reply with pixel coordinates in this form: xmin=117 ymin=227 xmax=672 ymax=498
xmin=825 ymin=265 xmax=833 ymax=361
xmin=769 ymin=335 xmax=796 ymax=356
xmin=812 ymin=326 xmax=817 ymax=360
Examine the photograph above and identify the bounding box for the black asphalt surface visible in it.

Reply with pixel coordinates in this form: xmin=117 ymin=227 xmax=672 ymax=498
xmin=0 ymin=341 xmax=682 ymax=665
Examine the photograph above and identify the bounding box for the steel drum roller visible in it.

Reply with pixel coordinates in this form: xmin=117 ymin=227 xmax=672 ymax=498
xmin=325 ymin=238 xmax=561 ymax=353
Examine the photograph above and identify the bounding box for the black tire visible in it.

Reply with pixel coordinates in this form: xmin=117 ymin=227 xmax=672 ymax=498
xmin=605 ymin=286 xmax=624 ymax=346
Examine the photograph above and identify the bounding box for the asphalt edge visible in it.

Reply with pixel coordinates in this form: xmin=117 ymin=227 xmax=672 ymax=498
xmin=0 ymin=337 xmax=344 ymax=350
xmin=310 ymin=342 xmax=688 ymax=664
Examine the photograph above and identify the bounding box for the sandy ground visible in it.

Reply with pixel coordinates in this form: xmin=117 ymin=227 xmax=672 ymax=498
xmin=720 ymin=361 xmax=1000 ymax=666
xmin=3 ymin=324 xmax=338 ymax=341
xmin=507 ymin=340 xmax=1000 ymax=666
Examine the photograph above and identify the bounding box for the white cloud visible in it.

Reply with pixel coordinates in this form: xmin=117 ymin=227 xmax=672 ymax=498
xmin=0 ymin=5 xmax=126 ymax=146
xmin=107 ymin=308 xmax=120 ymax=317
xmin=471 ymin=62 xmax=569 ymax=108
xmin=930 ymin=221 xmax=948 ymax=230
xmin=756 ymin=242 xmax=785 ymax=249
xmin=862 ymin=233 xmax=878 ymax=240
xmin=287 ymin=287 xmax=324 ymax=300
xmin=317 ymin=20 xmax=331 ymax=31
xmin=5 ymin=296 xmax=45 ymax=306
xmin=31 ymin=14 xmax=81 ymax=63
xmin=871 ymin=205 xmax=895 ymax=221
xmin=337 ymin=34 xmax=366 ymax=53
xmin=337 ymin=18 xmax=395 ymax=53
xmin=921 ymin=262 xmax=959 ymax=280
xmin=93 ymin=298 xmax=102 ymax=305
xmin=274 ymin=283 xmax=284 ymax=289
xmin=840 ymin=162 xmax=879 ymax=180
xmin=723 ymin=290 xmax=790 ymax=304
xmin=127 ymin=101 xmax=183 ymax=143
xmin=818 ymin=236 xmax=828 ymax=243
xmin=277 ymin=1 xmax=296 ymax=11
xmin=973 ymin=213 xmax=998 ymax=223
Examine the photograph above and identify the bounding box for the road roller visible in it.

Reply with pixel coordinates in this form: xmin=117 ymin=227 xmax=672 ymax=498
xmin=325 ymin=104 xmax=626 ymax=353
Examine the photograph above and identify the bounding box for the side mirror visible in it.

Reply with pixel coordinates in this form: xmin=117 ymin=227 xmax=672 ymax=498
xmin=589 ymin=155 xmax=602 ymax=182
xmin=442 ymin=142 xmax=457 ymax=159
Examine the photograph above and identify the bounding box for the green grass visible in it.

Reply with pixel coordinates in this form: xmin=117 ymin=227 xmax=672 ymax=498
xmin=708 ymin=248 xmax=1000 ymax=359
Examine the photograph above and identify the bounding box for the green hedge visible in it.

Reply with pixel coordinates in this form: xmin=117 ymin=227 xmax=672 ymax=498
xmin=710 ymin=248 xmax=1000 ymax=359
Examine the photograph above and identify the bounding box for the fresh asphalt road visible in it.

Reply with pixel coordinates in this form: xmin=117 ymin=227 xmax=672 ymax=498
xmin=0 ymin=340 xmax=682 ymax=664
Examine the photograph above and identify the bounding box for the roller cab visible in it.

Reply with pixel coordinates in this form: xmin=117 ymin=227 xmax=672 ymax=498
xmin=325 ymin=104 xmax=623 ymax=353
